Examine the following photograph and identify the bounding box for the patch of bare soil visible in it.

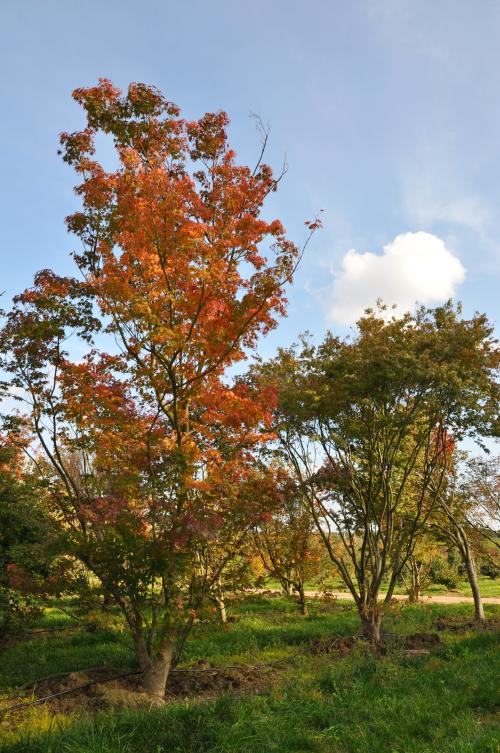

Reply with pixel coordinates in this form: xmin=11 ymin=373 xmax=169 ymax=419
xmin=301 ymin=632 xmax=444 ymax=660
xmin=434 ymin=615 xmax=500 ymax=633
xmin=377 ymin=632 xmax=442 ymax=657
xmin=475 ymin=707 xmax=500 ymax=726
xmin=304 ymin=635 xmax=359 ymax=656
xmin=0 ymin=667 xmax=145 ymax=723
xmin=403 ymin=632 xmax=442 ymax=649
xmin=166 ymin=660 xmax=275 ymax=699
xmin=34 ymin=668 xmax=145 ymax=713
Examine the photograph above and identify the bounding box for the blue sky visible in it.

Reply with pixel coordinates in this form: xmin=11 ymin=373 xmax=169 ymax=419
xmin=2 ymin=0 xmax=500 ymax=359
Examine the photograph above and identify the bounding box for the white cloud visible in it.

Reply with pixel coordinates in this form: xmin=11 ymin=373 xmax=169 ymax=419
xmin=329 ymin=231 xmax=466 ymax=324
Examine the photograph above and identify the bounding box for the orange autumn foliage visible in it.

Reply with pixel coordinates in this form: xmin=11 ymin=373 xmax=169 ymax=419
xmin=1 ymin=80 xmax=312 ymax=696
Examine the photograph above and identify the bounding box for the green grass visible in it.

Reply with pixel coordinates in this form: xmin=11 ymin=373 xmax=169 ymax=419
xmin=424 ymin=577 xmax=500 ymax=599
xmin=1 ymin=598 xmax=499 ymax=753
xmin=0 ymin=628 xmax=133 ymax=690
xmin=264 ymin=574 xmax=500 ymax=598
xmin=0 ymin=597 xmax=359 ymax=690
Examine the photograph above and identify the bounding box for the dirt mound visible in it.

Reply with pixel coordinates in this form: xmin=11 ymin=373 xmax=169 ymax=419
xmin=403 ymin=632 xmax=442 ymax=650
xmin=3 ymin=660 xmax=275 ymax=719
xmin=377 ymin=631 xmax=442 ymax=656
xmin=167 ymin=660 xmax=274 ymax=699
xmin=304 ymin=632 xmax=442 ymax=659
xmin=0 ymin=667 xmax=147 ymax=719
xmin=304 ymin=636 xmax=358 ymax=656
xmin=33 ymin=668 xmax=144 ymax=714
xmin=435 ymin=615 xmax=500 ymax=633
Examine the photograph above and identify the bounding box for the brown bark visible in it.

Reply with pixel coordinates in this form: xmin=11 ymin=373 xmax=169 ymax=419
xmin=407 ymin=560 xmax=422 ymax=602
xmin=297 ymin=585 xmax=308 ymax=616
xmin=463 ymin=549 xmax=484 ymax=623
xmin=437 ymin=489 xmax=486 ymax=625
xmin=450 ymin=519 xmax=485 ymax=624
xmin=134 ymin=633 xmax=173 ymax=700
xmin=360 ymin=605 xmax=382 ymax=641
xmin=215 ymin=594 xmax=227 ymax=623
xmin=407 ymin=585 xmax=421 ymax=603
xmin=211 ymin=577 xmax=227 ymax=623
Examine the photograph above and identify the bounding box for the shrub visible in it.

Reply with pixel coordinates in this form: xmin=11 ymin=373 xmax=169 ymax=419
xmin=429 ymin=555 xmax=461 ymax=590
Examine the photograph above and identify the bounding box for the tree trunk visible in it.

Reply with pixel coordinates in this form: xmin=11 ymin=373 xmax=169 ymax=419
xmin=360 ymin=604 xmax=382 ymax=641
xmin=215 ymin=594 xmax=227 ymax=623
xmin=454 ymin=525 xmax=485 ymax=624
xmin=297 ymin=584 xmax=308 ymax=616
xmin=464 ymin=551 xmax=484 ymax=623
xmin=443 ymin=510 xmax=485 ymax=625
xmin=408 ymin=561 xmax=421 ymax=602
xmin=212 ymin=578 xmax=227 ymax=623
xmin=134 ymin=633 xmax=173 ymax=700
xmin=408 ymin=584 xmax=421 ymax=603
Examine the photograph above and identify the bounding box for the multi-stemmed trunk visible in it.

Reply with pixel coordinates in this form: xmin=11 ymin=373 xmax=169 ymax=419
xmin=133 ymin=632 xmax=174 ymax=701
xmin=278 ymin=576 xmax=308 ymax=615
xmin=284 ymin=579 xmax=308 ymax=615
xmin=407 ymin=584 xmax=421 ymax=603
xmin=404 ymin=558 xmax=423 ymax=603
xmin=359 ymin=603 xmax=382 ymax=642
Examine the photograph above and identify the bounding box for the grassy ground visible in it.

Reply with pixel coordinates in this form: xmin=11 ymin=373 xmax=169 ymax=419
xmin=1 ymin=597 xmax=499 ymax=752
xmin=424 ymin=577 xmax=500 ymax=599
xmin=264 ymin=575 xmax=500 ymax=598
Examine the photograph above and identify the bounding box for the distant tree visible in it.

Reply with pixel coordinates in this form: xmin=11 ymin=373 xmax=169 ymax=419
xmin=462 ymin=455 xmax=500 ymax=541
xmin=430 ymin=455 xmax=499 ymax=622
xmin=190 ymin=469 xmax=276 ymax=626
xmin=400 ymin=535 xmax=439 ymax=602
xmin=428 ymin=548 xmax=462 ymax=591
xmin=251 ymin=468 xmax=325 ymax=615
xmin=252 ymin=304 xmax=499 ymax=640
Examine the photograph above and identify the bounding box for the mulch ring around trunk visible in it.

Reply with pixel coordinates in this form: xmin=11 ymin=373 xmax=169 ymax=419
xmin=434 ymin=615 xmax=500 ymax=633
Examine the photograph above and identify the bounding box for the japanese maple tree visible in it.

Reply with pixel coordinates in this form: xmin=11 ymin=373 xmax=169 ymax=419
xmin=0 ymin=79 xmax=306 ymax=698
xmin=252 ymin=304 xmax=499 ymax=640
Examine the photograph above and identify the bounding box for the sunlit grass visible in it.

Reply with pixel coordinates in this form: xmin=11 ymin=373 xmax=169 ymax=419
xmin=1 ymin=598 xmax=499 ymax=753
xmin=265 ymin=574 xmax=500 ymax=598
